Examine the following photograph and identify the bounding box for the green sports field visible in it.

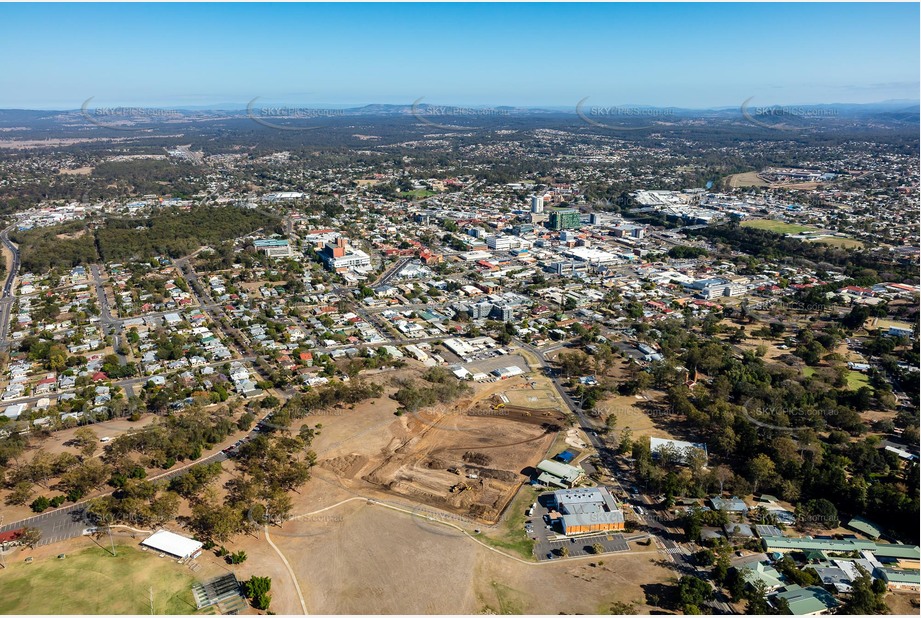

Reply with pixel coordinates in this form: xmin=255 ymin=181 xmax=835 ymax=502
xmin=401 ymin=188 xmax=436 ymax=199
xmin=0 ymin=544 xmax=200 ymax=614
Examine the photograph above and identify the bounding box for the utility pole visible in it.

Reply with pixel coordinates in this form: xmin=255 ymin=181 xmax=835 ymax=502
xmin=0 ymin=515 xmax=5 ymax=569
xmin=107 ymin=523 xmax=117 ymax=557
xmin=149 ymin=586 xmax=154 ymax=615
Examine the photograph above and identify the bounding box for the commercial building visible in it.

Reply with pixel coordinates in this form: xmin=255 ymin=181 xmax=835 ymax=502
xmin=563 ymin=246 xmax=618 ymax=264
xmin=760 ymin=536 xmax=921 ymax=563
xmin=685 ymin=278 xmax=746 ymax=299
xmin=253 ymin=238 xmax=293 ymax=258
xmin=649 ymin=437 xmax=708 ymax=463
xmin=611 ymin=224 xmax=646 ymax=239
xmin=140 ymin=529 xmax=204 ymax=560
xmin=548 ymin=209 xmax=581 ymax=231
xmin=486 ymin=235 xmax=529 ymax=251
xmin=263 ymin=191 xmax=305 ymax=202
xmin=512 ymin=224 xmax=535 ymax=236
xmin=550 ymin=487 xmax=625 ymax=535
xmin=535 ymin=459 xmax=583 ymax=488
xmin=320 ymin=237 xmax=372 ymax=272
xmin=442 ymin=337 xmax=476 ymax=358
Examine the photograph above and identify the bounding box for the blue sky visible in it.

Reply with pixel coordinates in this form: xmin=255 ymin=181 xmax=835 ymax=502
xmin=1 ymin=2 xmax=918 ymax=109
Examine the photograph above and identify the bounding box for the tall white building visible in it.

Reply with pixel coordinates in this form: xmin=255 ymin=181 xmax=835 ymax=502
xmin=487 ymin=235 xmax=530 ymax=251
xmin=530 ymin=195 xmax=544 ymax=213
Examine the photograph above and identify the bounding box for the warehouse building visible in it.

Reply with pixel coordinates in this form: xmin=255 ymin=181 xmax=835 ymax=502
xmin=535 ymin=459 xmax=583 ymax=488
xmin=492 ymin=365 xmax=524 ymax=379
xmin=550 ymin=487 xmax=625 ymax=535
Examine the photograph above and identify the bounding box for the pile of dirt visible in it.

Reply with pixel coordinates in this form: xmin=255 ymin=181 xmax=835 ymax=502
xmin=321 ymin=453 xmax=369 ymax=479
xmin=467 ymin=466 xmax=518 ymax=483
xmin=462 ymin=451 xmax=492 ymax=466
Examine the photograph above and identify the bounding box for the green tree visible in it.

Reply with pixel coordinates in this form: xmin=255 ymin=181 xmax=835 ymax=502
xmin=844 ymin=568 xmax=887 ymax=615
xmin=796 ymin=498 xmax=839 ymax=531
xmin=243 ymin=576 xmax=272 ymax=610
xmin=228 ymin=550 xmax=248 ymax=564
xmin=748 ymin=454 xmax=777 ymax=495
xmin=677 ymin=575 xmax=713 ymax=613
xmin=30 ymin=496 xmax=51 ymax=512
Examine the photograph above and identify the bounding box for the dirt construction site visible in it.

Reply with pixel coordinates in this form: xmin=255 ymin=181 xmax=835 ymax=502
xmin=320 ymin=374 xmax=568 ymax=525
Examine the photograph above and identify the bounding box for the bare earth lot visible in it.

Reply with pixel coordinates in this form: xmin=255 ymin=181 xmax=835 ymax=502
xmin=259 ymin=500 xmax=671 ymax=614
xmin=315 ymin=375 xmax=565 ymax=525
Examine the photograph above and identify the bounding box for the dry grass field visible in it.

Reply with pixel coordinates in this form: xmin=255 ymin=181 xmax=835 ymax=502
xmin=727 ymin=171 xmax=769 ymax=188
xmin=257 ymin=500 xmax=674 ymax=614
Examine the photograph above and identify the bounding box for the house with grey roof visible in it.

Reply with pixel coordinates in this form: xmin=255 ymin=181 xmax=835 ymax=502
xmin=738 ymin=561 xmax=787 ymax=592
xmin=709 ymin=495 xmax=749 ymax=513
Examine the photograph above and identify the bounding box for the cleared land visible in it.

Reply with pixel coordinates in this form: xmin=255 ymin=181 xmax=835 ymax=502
xmin=359 ymin=401 xmax=563 ymax=524
xmin=58 ymin=166 xmax=95 ymax=176
xmin=807 ymin=236 xmax=864 ymax=249
xmin=305 ymin=371 xmax=566 ymax=525
xmin=593 ymin=392 xmax=676 ymax=442
xmin=741 ymin=219 xmax=819 ymax=234
xmin=726 ymin=171 xmax=769 ymax=188
xmin=0 ymin=544 xmax=200 ymax=615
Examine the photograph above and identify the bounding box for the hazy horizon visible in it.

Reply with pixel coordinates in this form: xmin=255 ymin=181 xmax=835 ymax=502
xmin=4 ymin=97 xmax=920 ymax=113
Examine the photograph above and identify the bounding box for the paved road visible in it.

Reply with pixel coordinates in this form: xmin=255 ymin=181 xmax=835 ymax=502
xmin=514 ymin=339 xmax=734 ymax=612
xmin=89 ymin=264 xmax=127 ymax=366
xmin=0 ymin=225 xmax=20 ymax=350
xmin=373 ymin=257 xmax=411 ymax=287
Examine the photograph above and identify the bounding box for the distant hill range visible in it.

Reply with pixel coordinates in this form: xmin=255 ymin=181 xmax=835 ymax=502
xmin=0 ymin=99 xmax=915 ymax=132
